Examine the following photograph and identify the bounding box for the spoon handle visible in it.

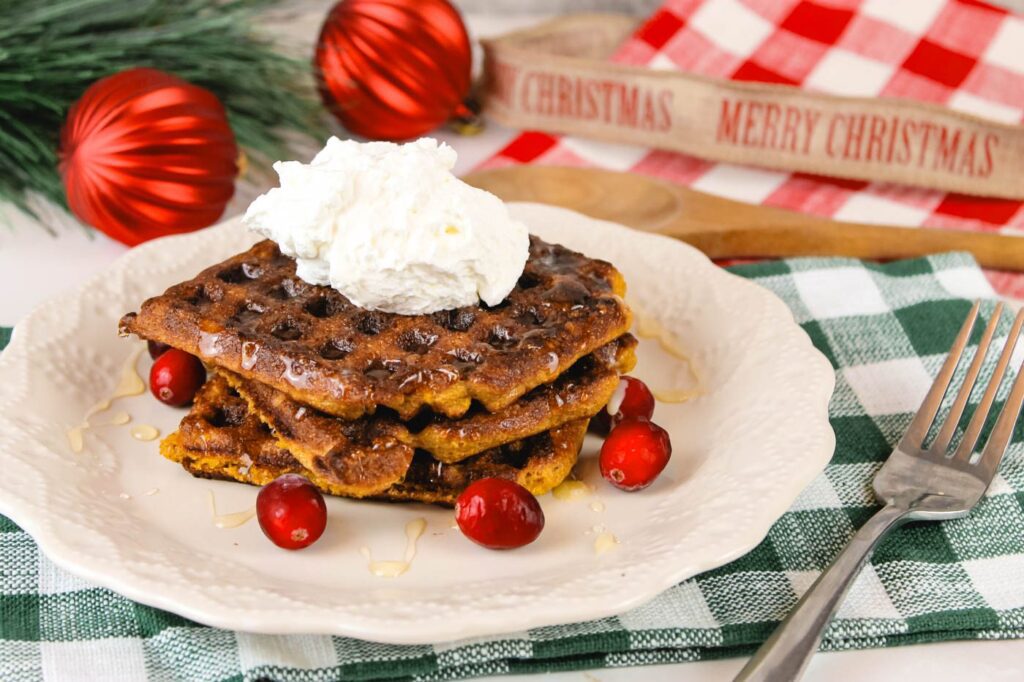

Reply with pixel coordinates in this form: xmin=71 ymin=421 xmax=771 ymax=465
xmin=464 ymin=166 xmax=1024 ymax=272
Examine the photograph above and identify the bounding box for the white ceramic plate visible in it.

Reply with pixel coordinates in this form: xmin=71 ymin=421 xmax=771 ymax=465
xmin=0 ymin=204 xmax=834 ymax=644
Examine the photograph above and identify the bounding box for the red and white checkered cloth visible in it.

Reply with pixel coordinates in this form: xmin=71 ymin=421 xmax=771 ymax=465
xmin=478 ymin=0 xmax=1024 ymax=298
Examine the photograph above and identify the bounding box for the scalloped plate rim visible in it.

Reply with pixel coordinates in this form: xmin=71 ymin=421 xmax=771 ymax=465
xmin=0 ymin=203 xmax=835 ymax=643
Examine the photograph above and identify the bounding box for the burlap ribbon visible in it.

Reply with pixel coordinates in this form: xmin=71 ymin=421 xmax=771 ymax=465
xmin=480 ymin=15 xmax=1024 ymax=200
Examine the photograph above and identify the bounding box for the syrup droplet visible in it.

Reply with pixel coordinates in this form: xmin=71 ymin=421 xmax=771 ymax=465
xmin=606 ymin=380 xmax=627 ymax=415
xmin=207 ymin=490 xmax=256 ymax=529
xmin=594 ymin=531 xmax=619 ymax=555
xmin=241 ymin=341 xmax=260 ymax=370
xmin=282 ymin=356 xmax=314 ymax=389
xmin=590 ymin=500 xmax=606 ymax=513
xmin=546 ymin=352 xmax=559 ymax=373
xmin=552 ymin=480 xmax=591 ymax=501
xmin=130 ymin=424 xmax=160 ymax=441
xmin=67 ymin=427 xmax=85 ymax=454
xmin=198 ymin=330 xmax=224 ymax=357
xmin=360 ymin=517 xmax=427 ymax=578
xmin=145 ymin=488 xmax=160 ymax=496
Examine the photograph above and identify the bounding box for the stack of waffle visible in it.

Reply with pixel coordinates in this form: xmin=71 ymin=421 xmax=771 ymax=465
xmin=119 ymin=236 xmax=635 ymax=506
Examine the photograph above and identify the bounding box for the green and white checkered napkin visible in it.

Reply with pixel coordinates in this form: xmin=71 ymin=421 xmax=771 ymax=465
xmin=3 ymin=253 xmax=1024 ymax=681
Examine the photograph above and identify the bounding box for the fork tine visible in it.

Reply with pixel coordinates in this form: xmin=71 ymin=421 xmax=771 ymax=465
xmin=954 ymin=308 xmax=1024 ymax=463
xmin=899 ymin=302 xmax=979 ymax=451
xmin=929 ymin=303 xmax=1003 ymax=455
xmin=972 ymin=310 xmax=1024 ymax=478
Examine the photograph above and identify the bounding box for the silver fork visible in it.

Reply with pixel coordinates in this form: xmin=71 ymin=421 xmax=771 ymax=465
xmin=736 ymin=302 xmax=1024 ymax=682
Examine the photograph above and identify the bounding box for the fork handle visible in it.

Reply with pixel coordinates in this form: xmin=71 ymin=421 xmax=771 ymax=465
xmin=734 ymin=504 xmax=910 ymax=682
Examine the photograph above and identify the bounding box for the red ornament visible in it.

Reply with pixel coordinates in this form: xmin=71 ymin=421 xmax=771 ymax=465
xmin=59 ymin=68 xmax=238 ymax=246
xmin=314 ymin=0 xmax=473 ymax=140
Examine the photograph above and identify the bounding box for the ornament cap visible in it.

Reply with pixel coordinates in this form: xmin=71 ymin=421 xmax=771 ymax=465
xmin=449 ymin=99 xmax=484 ymax=136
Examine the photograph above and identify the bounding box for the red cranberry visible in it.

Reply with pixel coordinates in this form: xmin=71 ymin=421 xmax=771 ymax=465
xmin=600 ymin=418 xmax=672 ymax=491
xmin=147 ymin=340 xmax=171 ymax=359
xmin=591 ymin=376 xmax=656 ymax=435
xmin=455 ymin=478 xmax=545 ymax=549
xmin=149 ymin=348 xmax=206 ymax=406
xmin=611 ymin=376 xmax=656 ymax=423
xmin=256 ymin=474 xmax=327 ymax=550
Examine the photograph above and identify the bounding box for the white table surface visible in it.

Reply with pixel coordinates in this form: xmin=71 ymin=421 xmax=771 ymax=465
xmin=1 ymin=5 xmax=1022 ymax=680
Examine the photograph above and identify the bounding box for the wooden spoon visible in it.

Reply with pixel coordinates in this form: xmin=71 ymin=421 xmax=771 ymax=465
xmin=463 ymin=166 xmax=1024 ymax=271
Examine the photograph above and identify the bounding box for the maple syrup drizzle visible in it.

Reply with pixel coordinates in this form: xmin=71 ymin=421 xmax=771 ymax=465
xmin=632 ymin=308 xmax=702 ymax=404
xmin=594 ymin=531 xmax=620 ymax=555
xmin=130 ymin=424 xmax=160 ymax=441
xmin=67 ymin=348 xmax=146 ymax=452
xmin=652 ymin=388 xmax=699 ymax=403
xmin=551 ymin=479 xmax=591 ymax=501
xmin=359 ymin=518 xmax=427 ymax=578
xmin=198 ymin=330 xmax=225 ymax=357
xmin=241 ymin=341 xmax=260 ymax=370
xmin=207 ymin=490 xmax=256 ymax=529
xmin=96 ymin=412 xmax=131 ymax=427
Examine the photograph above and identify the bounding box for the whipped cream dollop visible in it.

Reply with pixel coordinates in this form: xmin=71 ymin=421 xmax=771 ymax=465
xmin=242 ymin=137 xmax=530 ymax=315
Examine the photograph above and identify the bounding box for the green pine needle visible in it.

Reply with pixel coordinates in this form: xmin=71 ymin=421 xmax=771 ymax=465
xmin=0 ymin=0 xmax=327 ymax=213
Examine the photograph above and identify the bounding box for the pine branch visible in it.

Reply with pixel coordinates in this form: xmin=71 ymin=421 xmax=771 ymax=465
xmin=0 ymin=0 xmax=327 ymax=212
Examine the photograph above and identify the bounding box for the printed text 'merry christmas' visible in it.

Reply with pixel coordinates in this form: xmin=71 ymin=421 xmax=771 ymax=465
xmin=716 ymin=98 xmax=998 ymax=178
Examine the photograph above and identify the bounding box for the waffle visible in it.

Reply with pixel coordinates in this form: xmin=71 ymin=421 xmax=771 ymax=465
xmin=370 ymin=423 xmax=583 ymax=506
xmin=176 ymin=373 xmax=413 ymax=497
xmin=223 ymin=333 xmax=635 ymax=467
xmin=120 ymin=236 xmax=631 ymax=420
xmin=162 ymin=375 xmax=584 ymax=506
